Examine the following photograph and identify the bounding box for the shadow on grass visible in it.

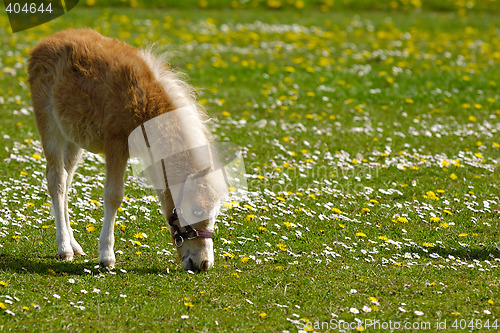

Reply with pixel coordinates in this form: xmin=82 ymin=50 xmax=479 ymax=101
xmin=406 ymin=245 xmax=500 ymax=261
xmin=0 ymin=253 xmax=92 ymax=275
xmin=0 ymin=253 xmax=183 ymax=276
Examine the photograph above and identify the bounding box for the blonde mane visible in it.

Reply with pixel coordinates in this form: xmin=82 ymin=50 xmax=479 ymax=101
xmin=138 ymin=49 xmax=212 ymax=139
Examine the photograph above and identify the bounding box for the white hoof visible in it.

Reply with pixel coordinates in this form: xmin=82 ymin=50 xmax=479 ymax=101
xmin=99 ymin=251 xmax=116 ymax=268
xmin=59 ymin=252 xmax=74 ymax=261
xmin=72 ymin=241 xmax=85 ymax=256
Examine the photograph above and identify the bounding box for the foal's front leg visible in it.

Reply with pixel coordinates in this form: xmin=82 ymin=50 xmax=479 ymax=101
xmin=99 ymin=142 xmax=128 ymax=268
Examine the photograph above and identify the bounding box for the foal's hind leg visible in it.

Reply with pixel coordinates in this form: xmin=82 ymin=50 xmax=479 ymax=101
xmin=99 ymin=140 xmax=128 ymax=268
xmin=42 ymin=133 xmax=75 ymax=260
xmin=63 ymin=142 xmax=85 ymax=256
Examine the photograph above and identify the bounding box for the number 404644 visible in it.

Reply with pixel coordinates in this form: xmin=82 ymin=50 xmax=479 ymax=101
xmin=451 ymin=319 xmax=498 ymax=330
xmin=5 ymin=2 xmax=53 ymax=14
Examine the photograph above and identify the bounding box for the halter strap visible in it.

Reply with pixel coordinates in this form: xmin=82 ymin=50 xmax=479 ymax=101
xmin=168 ymin=210 xmax=213 ymax=247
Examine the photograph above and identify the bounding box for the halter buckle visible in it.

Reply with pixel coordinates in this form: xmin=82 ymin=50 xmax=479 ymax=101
xmin=186 ymin=229 xmax=199 ymax=240
xmin=174 ymin=235 xmax=184 ymax=247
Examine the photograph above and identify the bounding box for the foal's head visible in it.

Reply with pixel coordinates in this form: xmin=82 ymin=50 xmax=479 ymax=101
xmin=161 ymin=167 xmax=226 ymax=272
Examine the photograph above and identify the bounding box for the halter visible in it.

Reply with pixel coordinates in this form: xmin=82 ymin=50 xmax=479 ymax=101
xmin=168 ymin=208 xmax=213 ymax=247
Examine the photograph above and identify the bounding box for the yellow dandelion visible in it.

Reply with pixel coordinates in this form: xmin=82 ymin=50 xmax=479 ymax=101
xmin=276 ymin=243 xmax=287 ymax=251
xmin=424 ymin=191 xmax=439 ymax=200
xmin=267 ymin=0 xmax=282 ymax=9
xmin=396 ymin=217 xmax=408 ymax=223
xmin=294 ymin=0 xmax=304 ymax=9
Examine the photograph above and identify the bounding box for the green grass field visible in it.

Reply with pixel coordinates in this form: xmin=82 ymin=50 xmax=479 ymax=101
xmin=0 ymin=2 xmax=499 ymax=331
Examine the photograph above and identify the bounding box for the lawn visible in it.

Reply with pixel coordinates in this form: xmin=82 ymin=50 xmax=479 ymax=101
xmin=0 ymin=2 xmax=499 ymax=332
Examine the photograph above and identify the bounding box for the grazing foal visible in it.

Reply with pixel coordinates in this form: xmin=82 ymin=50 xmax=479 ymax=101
xmin=28 ymin=29 xmax=223 ymax=271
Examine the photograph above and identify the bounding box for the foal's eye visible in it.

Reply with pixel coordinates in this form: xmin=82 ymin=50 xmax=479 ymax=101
xmin=192 ymin=207 xmax=204 ymax=218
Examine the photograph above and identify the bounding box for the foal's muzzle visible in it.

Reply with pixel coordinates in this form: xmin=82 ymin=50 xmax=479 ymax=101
xmin=182 ymin=257 xmax=213 ymax=272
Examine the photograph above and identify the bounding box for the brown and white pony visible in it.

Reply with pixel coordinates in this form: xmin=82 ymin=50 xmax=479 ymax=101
xmin=28 ymin=29 xmax=224 ymax=272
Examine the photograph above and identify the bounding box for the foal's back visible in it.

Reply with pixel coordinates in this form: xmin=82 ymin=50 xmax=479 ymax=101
xmin=28 ymin=29 xmax=173 ymax=153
